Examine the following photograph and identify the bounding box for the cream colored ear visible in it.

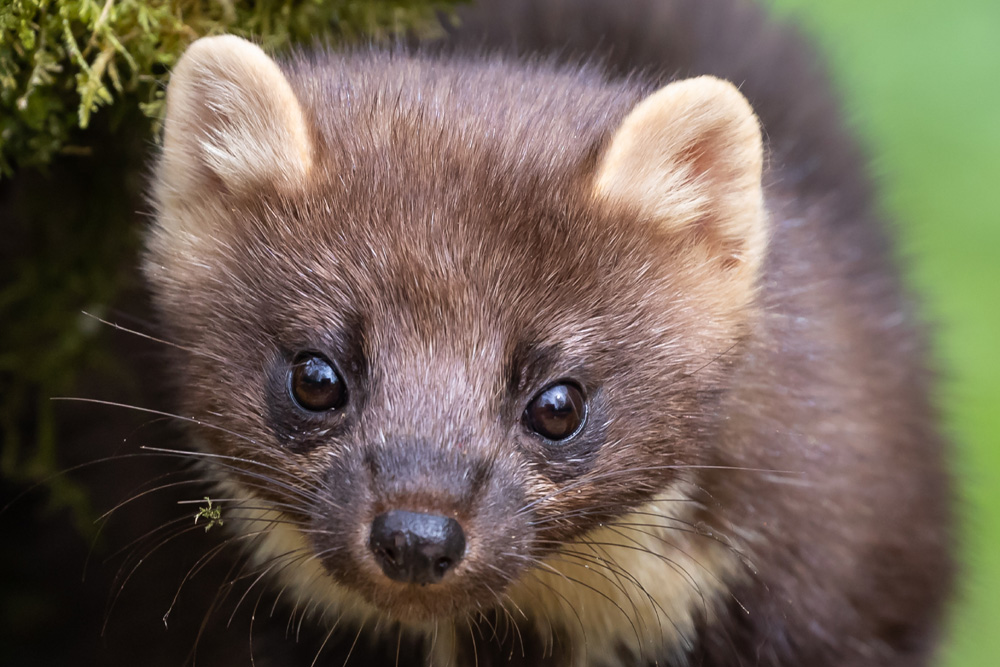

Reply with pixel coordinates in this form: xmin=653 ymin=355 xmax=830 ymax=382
xmin=158 ymin=35 xmax=313 ymax=202
xmin=594 ymin=76 xmax=766 ymax=275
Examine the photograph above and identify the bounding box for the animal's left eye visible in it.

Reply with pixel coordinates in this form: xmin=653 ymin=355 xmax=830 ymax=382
xmin=524 ymin=382 xmax=587 ymax=441
xmin=289 ymin=353 xmax=347 ymax=412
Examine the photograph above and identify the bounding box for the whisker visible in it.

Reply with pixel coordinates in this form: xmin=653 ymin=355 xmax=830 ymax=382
xmin=525 ymin=498 xmax=699 ymax=528
xmin=186 ymin=549 xmax=249 ymax=666
xmin=497 ymin=591 xmax=528 ymax=659
xmin=505 ymin=555 xmax=590 ymax=638
xmin=465 ymin=615 xmax=479 ymax=667
xmin=517 ymin=463 xmax=800 ymax=517
xmin=166 ymin=528 xmax=302 ymax=632
xmin=98 ymin=476 xmax=210 ymax=522
xmin=560 ymin=541 xmax=666 ymax=631
xmin=547 ymin=540 xmax=684 ymax=641
xmin=339 ymin=617 xmax=367 ymax=667
xmin=1 ymin=450 xmax=196 ymax=517
xmin=227 ymin=547 xmax=312 ymax=627
xmin=137 ymin=446 xmax=332 ymax=509
xmin=103 ymin=518 xmax=206 ymax=635
xmin=51 ymin=397 xmax=261 ymax=447
xmin=104 ymin=513 xmax=194 ymax=564
xmin=248 ymin=580 xmax=269 ymax=667
xmin=82 ymin=311 xmax=231 ymax=365
xmin=546 ymin=545 xmax=673 ymax=645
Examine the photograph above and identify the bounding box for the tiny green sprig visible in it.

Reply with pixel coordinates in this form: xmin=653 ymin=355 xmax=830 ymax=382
xmin=194 ymin=496 xmax=222 ymax=532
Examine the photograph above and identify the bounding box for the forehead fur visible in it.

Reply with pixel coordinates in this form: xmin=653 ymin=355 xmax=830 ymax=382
xmin=286 ymin=51 xmax=645 ymax=187
xmin=153 ymin=53 xmax=675 ymax=331
xmin=273 ymin=53 xmax=658 ymax=322
xmin=147 ymin=49 xmax=753 ymax=424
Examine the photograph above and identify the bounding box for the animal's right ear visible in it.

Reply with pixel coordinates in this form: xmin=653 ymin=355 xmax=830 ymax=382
xmin=157 ymin=35 xmax=313 ymax=207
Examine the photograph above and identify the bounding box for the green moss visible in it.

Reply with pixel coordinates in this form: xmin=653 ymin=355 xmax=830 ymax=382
xmin=0 ymin=0 xmax=459 ymax=176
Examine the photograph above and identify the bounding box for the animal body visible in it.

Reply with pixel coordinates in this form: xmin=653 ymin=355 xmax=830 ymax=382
xmin=144 ymin=0 xmax=952 ymax=664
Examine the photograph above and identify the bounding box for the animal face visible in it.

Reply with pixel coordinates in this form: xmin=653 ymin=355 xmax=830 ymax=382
xmin=147 ymin=35 xmax=764 ymax=629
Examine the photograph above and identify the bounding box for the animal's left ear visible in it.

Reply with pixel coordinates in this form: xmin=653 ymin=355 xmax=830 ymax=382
xmin=594 ymin=76 xmax=767 ymax=280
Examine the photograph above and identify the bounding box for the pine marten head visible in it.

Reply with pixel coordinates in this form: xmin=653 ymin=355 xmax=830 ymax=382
xmin=146 ymin=35 xmax=765 ymax=630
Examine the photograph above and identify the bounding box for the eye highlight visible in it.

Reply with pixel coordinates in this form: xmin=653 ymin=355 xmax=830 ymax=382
xmin=289 ymin=353 xmax=347 ymax=412
xmin=524 ymin=382 xmax=587 ymax=441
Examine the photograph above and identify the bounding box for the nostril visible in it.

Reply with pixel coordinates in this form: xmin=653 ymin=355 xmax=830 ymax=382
xmin=374 ymin=544 xmax=396 ymax=566
xmin=386 ymin=533 xmax=406 ymax=565
xmin=434 ymin=557 xmax=453 ymax=577
xmin=369 ymin=510 xmax=466 ymax=585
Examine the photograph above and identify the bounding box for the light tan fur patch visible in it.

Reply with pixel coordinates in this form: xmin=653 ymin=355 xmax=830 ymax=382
xmin=502 ymin=485 xmax=746 ymax=667
xmin=158 ymin=35 xmax=313 ymax=207
xmin=594 ymin=76 xmax=767 ymax=280
xmin=221 ymin=477 xmax=744 ymax=667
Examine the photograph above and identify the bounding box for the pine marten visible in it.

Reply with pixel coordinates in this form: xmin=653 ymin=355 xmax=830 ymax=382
xmin=144 ymin=0 xmax=953 ymax=664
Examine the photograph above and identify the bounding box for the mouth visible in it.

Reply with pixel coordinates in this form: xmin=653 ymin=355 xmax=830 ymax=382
xmin=360 ymin=580 xmax=481 ymax=622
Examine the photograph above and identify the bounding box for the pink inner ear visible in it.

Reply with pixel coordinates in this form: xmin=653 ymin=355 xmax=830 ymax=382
xmin=677 ymin=126 xmax=743 ymax=189
xmin=676 ymin=129 xmax=757 ymax=256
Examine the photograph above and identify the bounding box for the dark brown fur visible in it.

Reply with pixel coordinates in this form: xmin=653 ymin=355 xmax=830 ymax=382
xmin=144 ymin=0 xmax=952 ymax=665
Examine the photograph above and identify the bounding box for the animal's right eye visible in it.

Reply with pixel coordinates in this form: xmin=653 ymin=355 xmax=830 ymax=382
xmin=289 ymin=353 xmax=347 ymax=412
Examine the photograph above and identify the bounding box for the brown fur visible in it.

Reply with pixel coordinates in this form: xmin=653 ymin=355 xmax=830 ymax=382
xmin=144 ymin=1 xmax=952 ymax=665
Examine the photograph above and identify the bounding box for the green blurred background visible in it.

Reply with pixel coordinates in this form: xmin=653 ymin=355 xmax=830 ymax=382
xmin=767 ymin=0 xmax=999 ymax=664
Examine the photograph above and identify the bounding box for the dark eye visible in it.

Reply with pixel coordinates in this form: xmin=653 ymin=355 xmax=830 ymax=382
xmin=289 ymin=353 xmax=347 ymax=412
xmin=524 ymin=382 xmax=586 ymax=441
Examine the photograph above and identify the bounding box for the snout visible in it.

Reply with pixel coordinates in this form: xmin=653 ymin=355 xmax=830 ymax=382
xmin=307 ymin=438 xmax=530 ymax=620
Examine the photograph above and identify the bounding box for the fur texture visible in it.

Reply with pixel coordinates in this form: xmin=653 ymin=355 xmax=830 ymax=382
xmin=144 ymin=1 xmax=952 ymax=665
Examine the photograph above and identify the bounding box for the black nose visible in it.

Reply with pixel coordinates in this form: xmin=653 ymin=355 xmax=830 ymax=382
xmin=368 ymin=510 xmax=466 ymax=585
